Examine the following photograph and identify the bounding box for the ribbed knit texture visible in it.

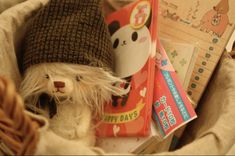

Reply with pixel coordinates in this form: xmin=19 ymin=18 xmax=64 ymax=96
xmin=22 ymin=0 xmax=113 ymax=72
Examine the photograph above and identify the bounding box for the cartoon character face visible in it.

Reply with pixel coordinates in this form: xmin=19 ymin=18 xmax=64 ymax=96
xmin=211 ymin=14 xmax=221 ymax=26
xmin=109 ymin=23 xmax=151 ymax=78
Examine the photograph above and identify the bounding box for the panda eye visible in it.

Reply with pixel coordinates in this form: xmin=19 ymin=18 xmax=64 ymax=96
xmin=131 ymin=31 xmax=138 ymax=42
xmin=45 ymin=74 xmax=50 ymax=79
xmin=76 ymin=75 xmax=83 ymax=81
xmin=113 ymin=38 xmax=119 ymax=49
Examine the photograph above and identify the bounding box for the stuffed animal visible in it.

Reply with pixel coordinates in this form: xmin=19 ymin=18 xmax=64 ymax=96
xmin=19 ymin=0 xmax=125 ymax=146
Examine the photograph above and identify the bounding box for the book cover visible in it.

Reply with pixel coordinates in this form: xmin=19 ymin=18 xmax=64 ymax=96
xmin=96 ymin=0 xmax=158 ymax=137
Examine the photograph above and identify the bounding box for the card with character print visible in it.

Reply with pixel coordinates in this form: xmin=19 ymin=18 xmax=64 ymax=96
xmin=153 ymin=39 xmax=197 ymax=139
xmin=96 ymin=0 xmax=158 ymax=137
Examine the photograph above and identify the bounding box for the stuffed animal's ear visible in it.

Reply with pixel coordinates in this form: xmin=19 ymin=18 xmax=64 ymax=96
xmin=108 ymin=20 xmax=120 ymax=36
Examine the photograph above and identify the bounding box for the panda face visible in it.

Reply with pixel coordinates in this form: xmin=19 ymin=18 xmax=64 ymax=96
xmin=111 ymin=25 xmax=151 ymax=78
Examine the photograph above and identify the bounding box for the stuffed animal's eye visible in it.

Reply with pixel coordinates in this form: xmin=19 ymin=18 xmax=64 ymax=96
xmin=76 ymin=75 xmax=83 ymax=81
xmin=113 ymin=38 xmax=119 ymax=49
xmin=132 ymin=31 xmax=138 ymax=42
xmin=45 ymin=74 xmax=50 ymax=79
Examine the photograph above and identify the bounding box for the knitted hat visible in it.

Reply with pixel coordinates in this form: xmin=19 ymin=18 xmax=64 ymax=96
xmin=22 ymin=0 xmax=113 ymax=72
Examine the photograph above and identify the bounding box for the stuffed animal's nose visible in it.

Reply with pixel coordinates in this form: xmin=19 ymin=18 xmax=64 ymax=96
xmin=54 ymin=81 xmax=65 ymax=88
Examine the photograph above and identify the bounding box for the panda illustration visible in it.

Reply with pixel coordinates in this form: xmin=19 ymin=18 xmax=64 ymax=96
xmin=108 ymin=20 xmax=151 ymax=107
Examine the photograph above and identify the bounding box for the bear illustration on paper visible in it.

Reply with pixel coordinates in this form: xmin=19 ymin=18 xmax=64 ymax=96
xmin=199 ymin=0 xmax=231 ymax=37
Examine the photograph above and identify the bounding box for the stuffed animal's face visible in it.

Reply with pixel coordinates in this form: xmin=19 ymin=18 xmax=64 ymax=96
xmin=46 ymin=75 xmax=74 ymax=98
xmin=20 ymin=63 xmax=125 ymax=117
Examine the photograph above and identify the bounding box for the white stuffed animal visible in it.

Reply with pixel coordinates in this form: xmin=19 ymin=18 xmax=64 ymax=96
xmin=19 ymin=0 xmax=125 ymax=147
xmin=20 ymin=63 xmax=124 ymax=146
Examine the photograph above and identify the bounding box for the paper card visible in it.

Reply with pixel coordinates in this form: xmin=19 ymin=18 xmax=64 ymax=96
xmin=158 ymin=0 xmax=235 ymax=103
xmin=153 ymin=39 xmax=197 ymax=138
xmin=96 ymin=0 xmax=159 ymax=153
xmin=160 ymin=39 xmax=198 ymax=89
xmin=96 ymin=0 xmax=158 ymax=137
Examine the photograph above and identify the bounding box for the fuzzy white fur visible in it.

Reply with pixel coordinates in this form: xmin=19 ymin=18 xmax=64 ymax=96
xmin=20 ymin=63 xmax=126 ymax=146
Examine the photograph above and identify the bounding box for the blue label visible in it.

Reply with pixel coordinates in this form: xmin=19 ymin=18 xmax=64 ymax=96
xmin=152 ymin=108 xmax=166 ymax=137
xmin=161 ymin=70 xmax=190 ymax=121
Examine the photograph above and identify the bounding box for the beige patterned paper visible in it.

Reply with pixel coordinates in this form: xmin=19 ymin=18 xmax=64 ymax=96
xmin=159 ymin=0 xmax=235 ymax=103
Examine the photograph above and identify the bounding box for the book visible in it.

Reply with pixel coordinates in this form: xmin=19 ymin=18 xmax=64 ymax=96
xmin=158 ymin=0 xmax=235 ymax=104
xmin=96 ymin=0 xmax=158 ymax=137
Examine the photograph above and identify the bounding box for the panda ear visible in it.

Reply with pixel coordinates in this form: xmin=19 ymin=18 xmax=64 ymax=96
xmin=145 ymin=9 xmax=152 ymax=29
xmin=108 ymin=20 xmax=120 ymax=36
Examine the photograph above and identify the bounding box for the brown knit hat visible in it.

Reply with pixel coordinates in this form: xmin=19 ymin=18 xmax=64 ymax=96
xmin=22 ymin=0 xmax=113 ymax=72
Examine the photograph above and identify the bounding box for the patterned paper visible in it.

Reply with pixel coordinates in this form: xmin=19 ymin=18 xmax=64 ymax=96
xmin=158 ymin=0 xmax=235 ymax=103
xmin=161 ymin=40 xmax=198 ymax=89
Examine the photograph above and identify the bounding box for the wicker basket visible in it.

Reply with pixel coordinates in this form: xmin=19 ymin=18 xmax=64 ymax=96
xmin=0 ymin=77 xmax=39 ymax=155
